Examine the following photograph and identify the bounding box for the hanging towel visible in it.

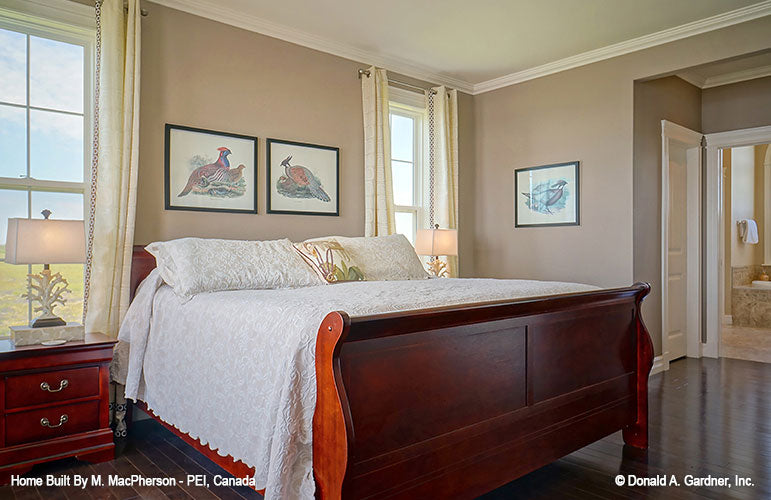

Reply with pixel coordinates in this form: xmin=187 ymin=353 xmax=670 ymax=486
xmin=740 ymin=219 xmax=759 ymax=244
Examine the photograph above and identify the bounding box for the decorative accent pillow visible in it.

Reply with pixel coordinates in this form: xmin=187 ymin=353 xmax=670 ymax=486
xmin=294 ymin=238 xmax=366 ymax=283
xmin=145 ymin=238 xmax=324 ymax=298
xmin=337 ymin=234 xmax=429 ymax=281
xmin=297 ymin=234 xmax=428 ymax=282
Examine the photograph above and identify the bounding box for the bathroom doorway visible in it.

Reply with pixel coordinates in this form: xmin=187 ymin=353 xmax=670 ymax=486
xmin=706 ymin=126 xmax=771 ymax=363
xmin=720 ymin=142 xmax=771 ymax=363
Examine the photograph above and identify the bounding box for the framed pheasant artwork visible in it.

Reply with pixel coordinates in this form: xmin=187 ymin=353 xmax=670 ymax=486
xmin=267 ymin=138 xmax=340 ymax=216
xmin=165 ymin=124 xmax=258 ymax=214
xmin=514 ymin=161 xmax=580 ymax=228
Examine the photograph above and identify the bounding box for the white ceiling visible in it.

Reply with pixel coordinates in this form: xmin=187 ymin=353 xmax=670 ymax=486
xmin=151 ymin=0 xmax=771 ymax=93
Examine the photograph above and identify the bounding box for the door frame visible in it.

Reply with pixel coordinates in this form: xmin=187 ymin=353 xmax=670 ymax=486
xmin=661 ymin=120 xmax=702 ymax=370
xmin=704 ymin=125 xmax=771 ymax=358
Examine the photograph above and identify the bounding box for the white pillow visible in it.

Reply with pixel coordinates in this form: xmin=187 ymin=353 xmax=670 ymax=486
xmin=145 ymin=238 xmax=324 ymax=298
xmin=331 ymin=234 xmax=428 ymax=281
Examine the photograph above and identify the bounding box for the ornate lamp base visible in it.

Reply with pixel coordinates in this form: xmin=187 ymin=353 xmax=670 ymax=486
xmin=23 ymin=268 xmax=71 ymax=328
xmin=426 ymin=257 xmax=448 ymax=278
xmin=30 ymin=315 xmax=67 ymax=328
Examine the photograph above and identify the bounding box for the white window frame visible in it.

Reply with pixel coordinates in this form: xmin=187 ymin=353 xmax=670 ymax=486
xmin=389 ymin=88 xmax=427 ymax=244
xmin=0 ymin=0 xmax=94 ymax=322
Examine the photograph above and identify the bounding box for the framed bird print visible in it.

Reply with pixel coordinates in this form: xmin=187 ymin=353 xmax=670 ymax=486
xmin=267 ymin=138 xmax=340 ymax=216
xmin=514 ymin=161 xmax=579 ymax=227
xmin=165 ymin=124 xmax=258 ymax=213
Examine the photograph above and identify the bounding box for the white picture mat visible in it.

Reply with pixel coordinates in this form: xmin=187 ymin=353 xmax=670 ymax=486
xmin=514 ymin=164 xmax=578 ymax=226
xmin=168 ymin=128 xmax=255 ymax=211
xmin=269 ymin=141 xmax=338 ymax=214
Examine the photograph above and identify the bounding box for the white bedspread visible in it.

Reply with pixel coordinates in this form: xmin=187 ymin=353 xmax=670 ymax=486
xmin=118 ymin=270 xmax=598 ymax=500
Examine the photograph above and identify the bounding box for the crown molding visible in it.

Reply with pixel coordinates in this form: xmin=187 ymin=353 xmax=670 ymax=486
xmin=677 ymin=64 xmax=771 ymax=89
xmin=702 ymin=64 xmax=771 ymax=88
xmin=471 ymin=1 xmax=771 ymax=94
xmin=147 ymin=0 xmax=771 ymax=96
xmin=147 ymin=0 xmax=474 ymax=93
xmin=675 ymin=72 xmax=707 ymax=88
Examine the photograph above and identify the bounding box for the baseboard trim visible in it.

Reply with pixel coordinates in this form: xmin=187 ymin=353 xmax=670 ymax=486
xmin=723 ymin=315 xmax=733 ymax=325
xmin=650 ymin=355 xmax=667 ymax=375
xmin=702 ymin=341 xmax=719 ymax=359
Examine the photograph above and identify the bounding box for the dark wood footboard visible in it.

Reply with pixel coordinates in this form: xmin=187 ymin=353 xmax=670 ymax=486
xmin=313 ymin=283 xmax=652 ymax=499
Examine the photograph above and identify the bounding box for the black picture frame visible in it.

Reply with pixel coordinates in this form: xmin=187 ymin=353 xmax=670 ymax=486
xmin=266 ymin=138 xmax=340 ymax=216
xmin=514 ymin=161 xmax=580 ymax=228
xmin=164 ymin=123 xmax=258 ymax=214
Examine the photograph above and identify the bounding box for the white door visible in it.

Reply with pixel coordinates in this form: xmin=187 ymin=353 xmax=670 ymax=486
xmin=662 ymin=121 xmax=702 ymax=366
xmin=666 ymin=145 xmax=688 ymax=361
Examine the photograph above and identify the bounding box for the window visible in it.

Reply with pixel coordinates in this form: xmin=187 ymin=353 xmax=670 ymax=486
xmin=390 ymin=95 xmax=426 ymax=245
xmin=0 ymin=9 xmax=93 ymax=328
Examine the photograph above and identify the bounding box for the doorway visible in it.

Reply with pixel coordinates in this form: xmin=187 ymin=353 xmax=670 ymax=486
xmin=661 ymin=123 xmax=771 ymax=366
xmin=705 ymin=126 xmax=771 ymax=360
xmin=661 ymin=120 xmax=702 ymax=367
xmin=706 ymin=128 xmax=771 ymax=363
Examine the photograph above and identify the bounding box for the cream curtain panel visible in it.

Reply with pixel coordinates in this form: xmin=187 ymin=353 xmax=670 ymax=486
xmin=426 ymin=86 xmax=459 ymax=277
xmin=85 ymin=0 xmax=141 ymax=338
xmin=361 ymin=66 xmax=396 ymax=237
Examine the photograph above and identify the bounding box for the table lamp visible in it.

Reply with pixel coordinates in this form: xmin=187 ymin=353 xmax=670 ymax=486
xmin=415 ymin=224 xmax=458 ymax=277
xmin=5 ymin=210 xmax=85 ymax=330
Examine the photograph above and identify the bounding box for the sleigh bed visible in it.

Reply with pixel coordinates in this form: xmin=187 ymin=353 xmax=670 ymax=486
xmin=126 ymin=245 xmax=653 ymax=499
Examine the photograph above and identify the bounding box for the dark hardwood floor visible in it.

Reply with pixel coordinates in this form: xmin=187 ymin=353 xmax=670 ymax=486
xmin=1 ymin=357 xmax=768 ymax=499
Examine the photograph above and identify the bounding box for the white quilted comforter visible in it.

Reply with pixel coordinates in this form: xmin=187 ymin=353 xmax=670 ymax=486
xmin=117 ymin=270 xmax=598 ymax=500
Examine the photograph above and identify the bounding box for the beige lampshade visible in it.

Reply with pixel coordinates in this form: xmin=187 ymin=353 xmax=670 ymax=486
xmin=5 ymin=218 xmax=86 ymax=265
xmin=415 ymin=227 xmax=458 ymax=256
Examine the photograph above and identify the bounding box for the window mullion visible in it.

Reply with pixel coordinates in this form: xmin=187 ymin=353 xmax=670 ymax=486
xmin=25 ymin=32 xmax=30 ymax=185
xmin=0 ymin=182 xmax=85 ymax=199
xmin=0 ymin=100 xmax=85 ymax=118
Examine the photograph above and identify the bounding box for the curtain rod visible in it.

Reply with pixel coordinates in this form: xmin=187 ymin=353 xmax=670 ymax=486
xmin=358 ymin=69 xmax=439 ymax=95
xmin=119 ymin=2 xmax=148 ymax=16
xmin=126 ymin=8 xmax=149 ymax=16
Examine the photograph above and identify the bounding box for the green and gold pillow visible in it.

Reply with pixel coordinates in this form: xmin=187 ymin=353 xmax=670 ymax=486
xmin=294 ymin=238 xmax=365 ymax=283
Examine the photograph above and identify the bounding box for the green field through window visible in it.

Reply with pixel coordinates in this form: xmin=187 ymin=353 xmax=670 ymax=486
xmin=0 ymin=245 xmax=83 ymax=331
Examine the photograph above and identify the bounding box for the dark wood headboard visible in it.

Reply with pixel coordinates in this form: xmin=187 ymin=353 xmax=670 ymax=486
xmin=130 ymin=245 xmax=156 ymax=300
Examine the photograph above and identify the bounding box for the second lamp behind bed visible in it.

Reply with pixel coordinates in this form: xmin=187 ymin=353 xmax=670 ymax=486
xmin=415 ymin=225 xmax=457 ymax=277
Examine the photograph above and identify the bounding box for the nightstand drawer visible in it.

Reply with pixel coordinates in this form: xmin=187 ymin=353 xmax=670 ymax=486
xmin=5 ymin=366 xmax=100 ymax=409
xmin=5 ymin=400 xmax=101 ymax=447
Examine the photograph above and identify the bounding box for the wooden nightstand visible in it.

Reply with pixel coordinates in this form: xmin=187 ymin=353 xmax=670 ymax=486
xmin=0 ymin=333 xmax=116 ymax=482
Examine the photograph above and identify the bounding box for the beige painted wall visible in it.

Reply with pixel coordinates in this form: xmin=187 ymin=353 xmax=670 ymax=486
xmin=703 ymin=77 xmax=771 ymax=134
xmin=134 ymin=2 xmax=476 ymax=265
xmin=135 ymin=4 xmax=365 ymax=244
xmin=632 ymin=76 xmax=701 ymax=355
xmin=472 ymin=16 xmax=770 ymax=283
xmin=457 ymin=92 xmax=476 ymax=276
xmin=472 ymin=17 xmax=770 ymax=356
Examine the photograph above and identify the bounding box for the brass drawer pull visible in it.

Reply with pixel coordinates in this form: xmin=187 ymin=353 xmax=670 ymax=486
xmin=40 ymin=379 xmax=69 ymax=393
xmin=40 ymin=414 xmax=68 ymax=428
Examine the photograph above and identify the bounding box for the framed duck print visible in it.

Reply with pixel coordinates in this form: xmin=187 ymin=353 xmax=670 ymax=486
xmin=165 ymin=124 xmax=258 ymax=213
xmin=267 ymin=138 xmax=340 ymax=216
xmin=514 ymin=161 xmax=579 ymax=227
